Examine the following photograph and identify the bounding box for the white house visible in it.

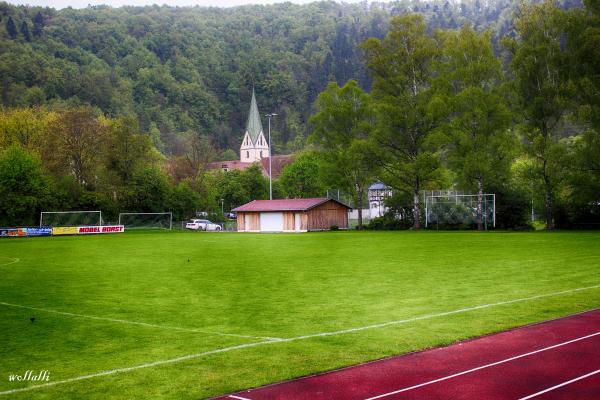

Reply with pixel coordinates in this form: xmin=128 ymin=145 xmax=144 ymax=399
xmin=368 ymin=182 xmax=392 ymax=218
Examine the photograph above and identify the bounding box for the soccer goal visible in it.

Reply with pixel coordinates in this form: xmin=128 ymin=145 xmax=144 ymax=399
xmin=424 ymin=191 xmax=496 ymax=229
xmin=118 ymin=212 xmax=172 ymax=230
xmin=40 ymin=211 xmax=103 ymax=227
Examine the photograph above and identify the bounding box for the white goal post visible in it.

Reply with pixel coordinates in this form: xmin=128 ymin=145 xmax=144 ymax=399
xmin=118 ymin=212 xmax=173 ymax=230
xmin=424 ymin=191 xmax=496 ymax=230
xmin=40 ymin=211 xmax=103 ymax=227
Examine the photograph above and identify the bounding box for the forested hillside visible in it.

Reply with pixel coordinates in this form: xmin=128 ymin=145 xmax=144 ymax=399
xmin=0 ymin=0 xmax=580 ymax=155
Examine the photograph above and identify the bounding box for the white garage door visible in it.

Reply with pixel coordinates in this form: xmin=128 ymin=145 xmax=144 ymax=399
xmin=260 ymin=212 xmax=284 ymax=232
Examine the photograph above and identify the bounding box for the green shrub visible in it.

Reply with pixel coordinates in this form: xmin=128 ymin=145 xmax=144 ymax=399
xmin=367 ymin=213 xmax=412 ymax=230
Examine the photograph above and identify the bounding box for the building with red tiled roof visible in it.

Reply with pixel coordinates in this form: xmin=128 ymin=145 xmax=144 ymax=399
xmin=207 ymin=154 xmax=294 ymax=179
xmin=233 ymin=198 xmax=351 ymax=232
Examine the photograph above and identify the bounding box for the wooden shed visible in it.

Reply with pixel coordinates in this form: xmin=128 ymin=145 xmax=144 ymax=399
xmin=233 ymin=198 xmax=351 ymax=232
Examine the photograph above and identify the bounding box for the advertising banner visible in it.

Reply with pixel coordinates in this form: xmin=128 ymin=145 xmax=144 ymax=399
xmin=6 ymin=228 xmax=26 ymax=237
xmin=0 ymin=228 xmax=18 ymax=238
xmin=52 ymin=226 xmax=78 ymax=236
xmin=25 ymin=228 xmax=52 ymax=237
xmin=77 ymin=225 xmax=124 ymax=234
xmin=1 ymin=228 xmax=52 ymax=238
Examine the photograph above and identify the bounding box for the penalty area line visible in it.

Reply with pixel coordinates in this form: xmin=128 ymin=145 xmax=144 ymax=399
xmin=0 ymin=301 xmax=281 ymax=342
xmin=0 ymin=257 xmax=20 ymax=266
xmin=1 ymin=284 xmax=599 ymax=396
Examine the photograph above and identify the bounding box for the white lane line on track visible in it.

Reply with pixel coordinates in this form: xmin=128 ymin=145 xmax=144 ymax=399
xmin=1 ymin=284 xmax=598 ymax=397
xmin=228 ymin=395 xmax=253 ymax=400
xmin=517 ymin=369 xmax=600 ymax=400
xmin=0 ymin=301 xmax=281 ymax=342
xmin=363 ymin=332 xmax=600 ymax=400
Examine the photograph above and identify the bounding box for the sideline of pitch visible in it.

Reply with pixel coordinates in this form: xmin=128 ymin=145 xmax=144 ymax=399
xmin=1 ymin=283 xmax=599 ymax=397
xmin=0 ymin=301 xmax=281 ymax=341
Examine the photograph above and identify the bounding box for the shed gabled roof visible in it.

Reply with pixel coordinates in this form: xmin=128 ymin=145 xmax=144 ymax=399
xmin=245 ymin=88 xmax=264 ymax=144
xmin=233 ymin=198 xmax=351 ymax=212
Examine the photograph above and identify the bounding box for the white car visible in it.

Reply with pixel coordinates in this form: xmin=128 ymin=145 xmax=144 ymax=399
xmin=185 ymin=219 xmax=222 ymax=231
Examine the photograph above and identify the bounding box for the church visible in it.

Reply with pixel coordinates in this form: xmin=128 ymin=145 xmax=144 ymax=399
xmin=240 ymin=89 xmax=269 ymax=162
xmin=209 ymin=89 xmax=293 ymax=178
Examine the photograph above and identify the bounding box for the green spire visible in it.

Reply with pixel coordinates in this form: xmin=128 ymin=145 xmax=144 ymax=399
xmin=245 ymin=88 xmax=263 ymax=143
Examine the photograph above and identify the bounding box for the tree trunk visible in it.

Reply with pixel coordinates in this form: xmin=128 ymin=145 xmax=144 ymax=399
xmin=544 ymin=175 xmax=554 ymax=230
xmin=357 ymin=206 xmax=363 ymax=230
xmin=477 ymin=179 xmax=484 ymax=231
xmin=356 ymin=187 xmax=364 ymax=230
xmin=413 ymin=179 xmax=420 ymax=229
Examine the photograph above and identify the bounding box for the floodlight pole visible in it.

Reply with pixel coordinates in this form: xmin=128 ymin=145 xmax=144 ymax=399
xmin=493 ymin=194 xmax=496 ymax=228
xmin=265 ymin=113 xmax=277 ymax=200
xmin=425 ymin=199 xmax=428 ymax=228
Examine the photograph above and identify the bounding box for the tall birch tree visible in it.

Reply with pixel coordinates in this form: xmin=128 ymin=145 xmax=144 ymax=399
xmin=439 ymin=26 xmax=514 ymax=230
xmin=362 ymin=14 xmax=446 ymax=229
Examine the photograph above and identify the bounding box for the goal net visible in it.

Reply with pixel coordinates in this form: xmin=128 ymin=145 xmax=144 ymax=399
xmin=118 ymin=213 xmax=172 ymax=230
xmin=424 ymin=191 xmax=496 ymax=229
xmin=40 ymin=211 xmax=103 ymax=227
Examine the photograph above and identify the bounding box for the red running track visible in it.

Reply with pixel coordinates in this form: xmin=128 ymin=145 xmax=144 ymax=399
xmin=214 ymin=309 xmax=600 ymax=400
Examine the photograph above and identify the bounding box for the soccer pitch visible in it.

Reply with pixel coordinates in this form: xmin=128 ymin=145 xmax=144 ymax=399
xmin=1 ymin=231 xmax=599 ymax=399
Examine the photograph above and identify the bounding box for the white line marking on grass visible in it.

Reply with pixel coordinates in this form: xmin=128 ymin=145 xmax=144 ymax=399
xmin=289 ymin=284 xmax=600 ymax=340
xmin=0 ymin=340 xmax=275 ymax=397
xmin=517 ymin=369 xmax=600 ymax=400
xmin=0 ymin=301 xmax=281 ymax=342
xmin=0 ymin=257 xmax=20 ymax=266
xmin=364 ymin=332 xmax=600 ymax=400
xmin=228 ymin=395 xmax=253 ymax=400
xmin=1 ymin=284 xmax=598 ymax=396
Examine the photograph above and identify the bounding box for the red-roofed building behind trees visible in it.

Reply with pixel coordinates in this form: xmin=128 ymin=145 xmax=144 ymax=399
xmin=208 ymin=89 xmax=294 ymax=178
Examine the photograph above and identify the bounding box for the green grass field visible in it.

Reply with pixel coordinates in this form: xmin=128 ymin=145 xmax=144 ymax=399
xmin=1 ymin=230 xmax=599 ymax=399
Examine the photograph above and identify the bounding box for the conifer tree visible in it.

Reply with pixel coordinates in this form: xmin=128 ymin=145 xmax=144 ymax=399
xmin=32 ymin=12 xmax=43 ymax=38
xmin=6 ymin=17 xmax=17 ymax=39
xmin=20 ymin=21 xmax=30 ymax=42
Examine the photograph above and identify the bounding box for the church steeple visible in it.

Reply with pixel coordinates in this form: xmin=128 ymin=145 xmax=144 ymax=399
xmin=245 ymin=88 xmax=264 ymax=144
xmin=240 ymin=87 xmax=269 ymax=163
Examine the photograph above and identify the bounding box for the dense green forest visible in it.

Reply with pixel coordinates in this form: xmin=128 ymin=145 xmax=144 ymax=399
xmin=0 ymin=0 xmax=580 ymax=154
xmin=0 ymin=0 xmax=598 ymax=231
